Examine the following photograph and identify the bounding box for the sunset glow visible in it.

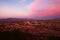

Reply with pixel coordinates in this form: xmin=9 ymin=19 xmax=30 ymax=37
xmin=0 ymin=0 xmax=60 ymax=19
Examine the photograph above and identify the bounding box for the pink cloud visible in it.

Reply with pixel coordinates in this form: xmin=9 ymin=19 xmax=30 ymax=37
xmin=28 ymin=0 xmax=60 ymax=18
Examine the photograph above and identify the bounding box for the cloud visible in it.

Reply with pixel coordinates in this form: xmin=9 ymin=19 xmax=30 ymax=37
xmin=28 ymin=0 xmax=60 ymax=19
xmin=0 ymin=0 xmax=60 ymax=19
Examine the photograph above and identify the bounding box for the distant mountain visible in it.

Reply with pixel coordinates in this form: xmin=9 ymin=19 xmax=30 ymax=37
xmin=0 ymin=18 xmax=32 ymax=21
xmin=0 ymin=17 xmax=60 ymax=22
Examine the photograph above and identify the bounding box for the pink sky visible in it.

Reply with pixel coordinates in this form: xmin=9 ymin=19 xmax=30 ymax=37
xmin=0 ymin=0 xmax=60 ymax=19
xmin=28 ymin=0 xmax=60 ymax=18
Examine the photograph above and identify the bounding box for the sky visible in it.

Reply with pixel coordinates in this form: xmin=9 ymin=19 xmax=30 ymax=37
xmin=0 ymin=0 xmax=60 ymax=19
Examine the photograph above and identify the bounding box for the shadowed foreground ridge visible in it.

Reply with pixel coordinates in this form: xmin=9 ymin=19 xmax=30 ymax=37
xmin=0 ymin=20 xmax=60 ymax=40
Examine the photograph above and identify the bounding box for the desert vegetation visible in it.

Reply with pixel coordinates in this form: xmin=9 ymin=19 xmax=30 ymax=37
xmin=0 ymin=20 xmax=60 ymax=40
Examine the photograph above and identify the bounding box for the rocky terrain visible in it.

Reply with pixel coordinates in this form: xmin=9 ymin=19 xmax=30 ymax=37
xmin=0 ymin=20 xmax=60 ymax=40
